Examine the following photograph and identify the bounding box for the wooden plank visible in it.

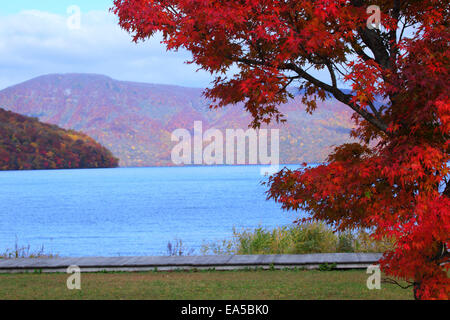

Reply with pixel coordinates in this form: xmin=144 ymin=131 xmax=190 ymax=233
xmin=0 ymin=253 xmax=383 ymax=273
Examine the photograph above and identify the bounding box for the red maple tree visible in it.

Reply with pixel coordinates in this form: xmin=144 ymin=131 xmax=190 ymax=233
xmin=112 ymin=0 xmax=450 ymax=299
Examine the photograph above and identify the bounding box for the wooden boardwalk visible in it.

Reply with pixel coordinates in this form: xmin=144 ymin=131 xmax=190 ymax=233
xmin=0 ymin=253 xmax=382 ymax=273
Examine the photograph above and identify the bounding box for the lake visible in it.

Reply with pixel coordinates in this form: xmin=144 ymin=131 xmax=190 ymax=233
xmin=0 ymin=165 xmax=302 ymax=257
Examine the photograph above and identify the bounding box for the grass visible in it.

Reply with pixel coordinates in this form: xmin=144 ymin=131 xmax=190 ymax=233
xmin=0 ymin=270 xmax=413 ymax=300
xmin=201 ymin=223 xmax=395 ymax=255
xmin=0 ymin=227 xmax=407 ymax=300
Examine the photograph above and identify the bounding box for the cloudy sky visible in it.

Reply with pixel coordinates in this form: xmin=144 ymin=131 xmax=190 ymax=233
xmin=0 ymin=0 xmax=216 ymax=90
xmin=0 ymin=0 xmax=339 ymax=91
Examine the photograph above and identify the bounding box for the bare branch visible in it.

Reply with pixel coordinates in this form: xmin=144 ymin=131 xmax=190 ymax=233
xmin=382 ymin=278 xmax=414 ymax=290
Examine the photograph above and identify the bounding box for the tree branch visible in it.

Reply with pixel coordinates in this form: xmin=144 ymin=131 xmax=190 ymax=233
xmin=382 ymin=277 xmax=414 ymax=290
xmin=281 ymin=62 xmax=389 ymax=133
xmin=233 ymin=55 xmax=389 ymax=133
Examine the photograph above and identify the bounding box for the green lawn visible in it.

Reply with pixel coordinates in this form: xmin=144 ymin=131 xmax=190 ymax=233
xmin=0 ymin=269 xmax=413 ymax=300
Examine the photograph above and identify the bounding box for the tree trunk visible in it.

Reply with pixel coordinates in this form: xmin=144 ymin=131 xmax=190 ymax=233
xmin=444 ymin=182 xmax=450 ymax=197
xmin=413 ymin=282 xmax=421 ymax=300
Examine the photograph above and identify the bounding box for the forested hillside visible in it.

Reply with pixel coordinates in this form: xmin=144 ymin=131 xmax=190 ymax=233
xmin=0 ymin=108 xmax=119 ymax=170
xmin=0 ymin=74 xmax=355 ymax=166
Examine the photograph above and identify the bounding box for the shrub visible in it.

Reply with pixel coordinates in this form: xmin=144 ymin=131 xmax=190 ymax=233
xmin=167 ymin=239 xmax=195 ymax=256
xmin=201 ymin=222 xmax=395 ymax=255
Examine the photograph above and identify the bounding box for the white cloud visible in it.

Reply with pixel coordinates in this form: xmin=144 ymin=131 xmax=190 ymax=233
xmin=0 ymin=9 xmax=345 ymax=91
xmin=0 ymin=9 xmax=214 ymax=89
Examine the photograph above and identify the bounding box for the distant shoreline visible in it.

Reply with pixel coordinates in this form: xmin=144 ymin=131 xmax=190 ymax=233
xmin=0 ymin=163 xmax=320 ymax=173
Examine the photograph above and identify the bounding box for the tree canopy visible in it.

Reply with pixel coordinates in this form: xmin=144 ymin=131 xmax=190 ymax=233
xmin=112 ymin=0 xmax=449 ymax=299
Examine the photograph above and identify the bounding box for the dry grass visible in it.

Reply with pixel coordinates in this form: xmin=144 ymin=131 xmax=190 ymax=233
xmin=0 ymin=240 xmax=57 ymax=259
xmin=202 ymin=223 xmax=395 ymax=255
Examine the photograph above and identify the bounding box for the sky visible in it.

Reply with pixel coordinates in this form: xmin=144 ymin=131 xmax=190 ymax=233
xmin=0 ymin=0 xmax=336 ymax=91
xmin=0 ymin=0 xmax=215 ymax=90
xmin=0 ymin=0 xmax=112 ymax=15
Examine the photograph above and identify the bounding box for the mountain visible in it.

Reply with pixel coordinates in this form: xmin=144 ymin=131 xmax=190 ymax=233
xmin=0 ymin=107 xmax=118 ymax=170
xmin=0 ymin=74 xmax=355 ymax=166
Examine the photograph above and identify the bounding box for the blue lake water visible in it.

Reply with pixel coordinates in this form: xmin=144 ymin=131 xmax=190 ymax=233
xmin=0 ymin=166 xmax=302 ymax=257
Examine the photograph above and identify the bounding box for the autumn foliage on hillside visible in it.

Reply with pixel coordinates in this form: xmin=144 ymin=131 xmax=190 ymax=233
xmin=113 ymin=0 xmax=449 ymax=299
xmin=0 ymin=108 xmax=119 ymax=170
xmin=0 ymin=74 xmax=355 ymax=167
